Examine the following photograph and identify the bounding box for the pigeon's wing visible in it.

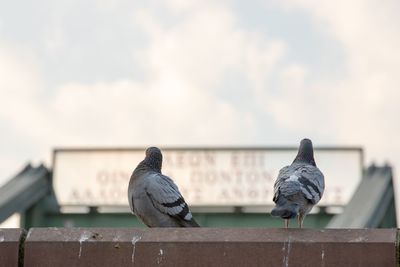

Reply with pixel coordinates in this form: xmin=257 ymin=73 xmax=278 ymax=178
xmin=127 ymin=175 xmax=136 ymax=214
xmin=297 ymin=165 xmax=325 ymax=204
xmin=273 ymin=164 xmax=325 ymax=205
xmin=273 ymin=165 xmax=293 ymax=202
xmin=145 ymin=173 xmax=195 ymax=223
xmin=128 ymin=188 xmax=134 ymax=213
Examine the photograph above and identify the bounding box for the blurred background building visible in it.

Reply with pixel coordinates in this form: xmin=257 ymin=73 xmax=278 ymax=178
xmin=0 ymin=147 xmax=396 ymax=228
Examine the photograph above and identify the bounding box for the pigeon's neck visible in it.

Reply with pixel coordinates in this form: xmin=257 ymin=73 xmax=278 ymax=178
xmin=293 ymin=151 xmax=316 ymax=166
xmin=141 ymin=157 xmax=162 ymax=173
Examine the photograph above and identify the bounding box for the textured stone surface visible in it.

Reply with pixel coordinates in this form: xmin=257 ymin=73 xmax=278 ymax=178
xmin=0 ymin=228 xmax=25 ymax=267
xmin=24 ymin=228 xmax=398 ymax=267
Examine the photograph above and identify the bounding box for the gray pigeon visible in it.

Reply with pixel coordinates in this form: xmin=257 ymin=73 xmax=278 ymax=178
xmin=271 ymin=139 xmax=325 ymax=228
xmin=128 ymin=147 xmax=200 ymax=227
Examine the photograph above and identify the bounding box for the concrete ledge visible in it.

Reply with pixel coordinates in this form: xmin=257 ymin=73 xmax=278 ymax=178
xmin=0 ymin=228 xmax=26 ymax=267
xmin=22 ymin=228 xmax=398 ymax=267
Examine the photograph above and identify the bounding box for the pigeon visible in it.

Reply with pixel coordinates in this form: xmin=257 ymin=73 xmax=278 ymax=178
xmin=271 ymin=139 xmax=325 ymax=228
xmin=128 ymin=147 xmax=200 ymax=227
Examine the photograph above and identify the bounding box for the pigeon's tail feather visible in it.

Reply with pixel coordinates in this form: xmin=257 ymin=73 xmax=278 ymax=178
xmin=271 ymin=196 xmax=299 ymax=219
xmin=179 ymin=218 xmax=201 ymax=227
xmin=271 ymin=206 xmax=297 ymax=219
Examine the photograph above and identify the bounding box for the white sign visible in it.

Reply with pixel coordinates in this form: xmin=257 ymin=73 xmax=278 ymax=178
xmin=53 ymin=148 xmax=363 ymax=207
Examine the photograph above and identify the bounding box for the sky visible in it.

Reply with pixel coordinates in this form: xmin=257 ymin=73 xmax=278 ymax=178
xmin=1 ymin=0 xmax=400 ymax=223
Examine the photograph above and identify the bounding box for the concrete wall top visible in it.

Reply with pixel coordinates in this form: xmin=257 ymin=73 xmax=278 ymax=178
xmin=22 ymin=228 xmax=398 ymax=267
xmin=0 ymin=228 xmax=25 ymax=267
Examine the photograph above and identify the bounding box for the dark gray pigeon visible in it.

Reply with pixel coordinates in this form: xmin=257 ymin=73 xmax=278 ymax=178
xmin=128 ymin=147 xmax=200 ymax=227
xmin=271 ymin=139 xmax=325 ymax=228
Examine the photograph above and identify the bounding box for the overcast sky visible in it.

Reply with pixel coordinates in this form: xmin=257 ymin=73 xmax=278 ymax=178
xmin=1 ymin=0 xmax=400 ymax=221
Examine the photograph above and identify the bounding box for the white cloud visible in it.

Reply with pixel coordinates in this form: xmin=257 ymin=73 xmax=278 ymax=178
xmin=271 ymin=0 xmax=400 ymax=157
xmin=133 ymin=2 xmax=287 ymax=93
xmin=47 ymin=77 xmax=257 ymax=147
xmin=41 ymin=1 xmax=287 ymax=147
xmin=0 ymin=42 xmax=47 ymax=181
xmin=1 ymin=0 xmax=292 ymax=181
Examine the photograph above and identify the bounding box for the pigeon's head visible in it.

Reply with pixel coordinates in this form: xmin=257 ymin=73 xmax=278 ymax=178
xmin=293 ymin=138 xmax=316 ymax=166
xmin=144 ymin=147 xmax=163 ymax=172
xmin=146 ymin=147 xmax=162 ymax=157
xmin=300 ymin=138 xmax=313 ymax=151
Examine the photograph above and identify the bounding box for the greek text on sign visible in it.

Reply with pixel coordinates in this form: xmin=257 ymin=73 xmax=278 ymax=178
xmin=53 ymin=148 xmax=363 ymax=207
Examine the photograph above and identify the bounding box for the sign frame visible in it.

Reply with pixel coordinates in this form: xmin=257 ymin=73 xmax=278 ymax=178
xmin=52 ymin=146 xmax=364 ymax=208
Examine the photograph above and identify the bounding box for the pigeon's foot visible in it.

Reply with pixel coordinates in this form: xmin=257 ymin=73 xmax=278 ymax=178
xmin=284 ymin=219 xmax=289 ymax=229
xmin=297 ymin=214 xmax=304 ymax=228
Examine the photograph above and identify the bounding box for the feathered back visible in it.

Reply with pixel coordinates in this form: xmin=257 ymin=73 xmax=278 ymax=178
xmin=273 ymin=138 xmax=325 ymax=206
xmin=128 ymin=147 xmax=200 ymax=227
